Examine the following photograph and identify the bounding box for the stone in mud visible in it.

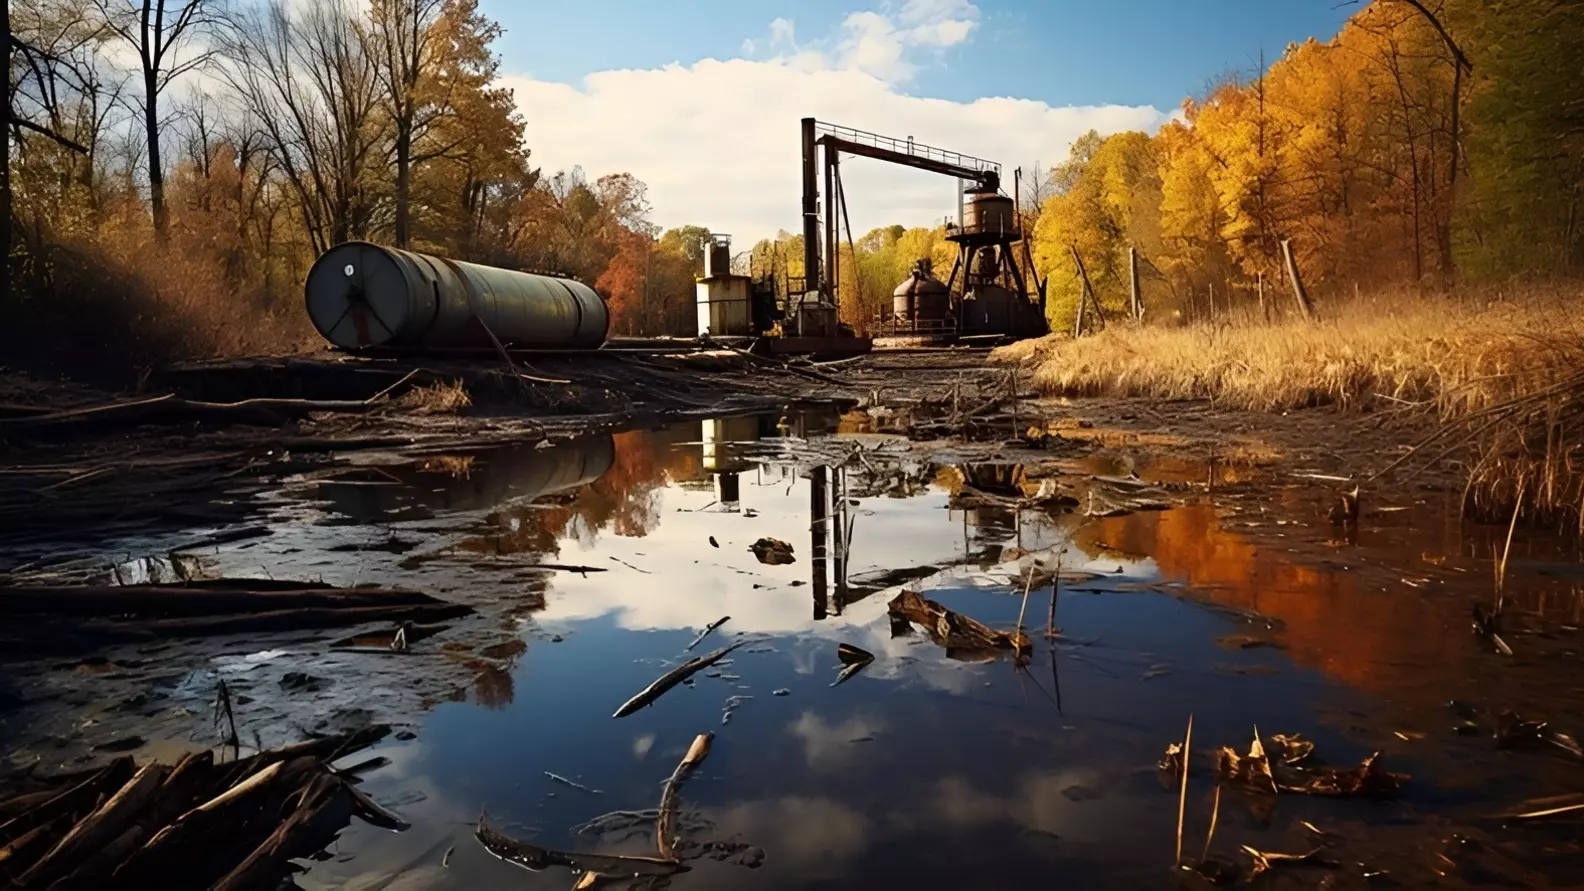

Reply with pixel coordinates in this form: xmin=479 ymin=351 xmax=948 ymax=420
xmin=749 ymin=538 xmax=796 ymax=565
xmin=280 ymin=671 xmax=329 ymax=693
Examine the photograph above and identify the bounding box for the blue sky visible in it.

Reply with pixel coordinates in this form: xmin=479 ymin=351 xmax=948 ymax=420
xmin=483 ymin=0 xmax=1358 ymax=242
xmin=481 ymin=1 xmax=1352 ymax=110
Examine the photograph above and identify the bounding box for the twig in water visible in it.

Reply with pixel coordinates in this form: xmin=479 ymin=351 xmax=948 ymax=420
xmin=610 ymin=556 xmax=653 ymax=574
xmin=545 ymin=772 xmax=604 ymax=795
xmin=1175 ymin=713 xmax=1194 ymax=866
xmin=1015 ymin=567 xmax=1035 ymax=635
xmin=1495 ymin=476 xmax=1526 ymax=613
xmin=656 ymin=733 xmax=713 ymax=861
xmin=684 ymin=616 xmax=730 ymax=651
xmin=214 ymin=679 xmax=240 ymax=761
xmin=1047 ymin=550 xmax=1065 ymax=638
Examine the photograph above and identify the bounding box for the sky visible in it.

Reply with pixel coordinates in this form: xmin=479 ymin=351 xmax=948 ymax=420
xmin=482 ymin=0 xmax=1355 ymax=246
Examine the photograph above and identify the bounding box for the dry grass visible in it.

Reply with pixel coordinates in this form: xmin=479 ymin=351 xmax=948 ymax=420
xmin=397 ymin=381 xmax=473 ymax=415
xmin=995 ymin=285 xmax=1584 ymax=527
xmin=4 ymin=229 xmax=316 ymax=383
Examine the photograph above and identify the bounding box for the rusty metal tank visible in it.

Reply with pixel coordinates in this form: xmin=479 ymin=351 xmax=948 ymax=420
xmin=963 ymin=190 xmax=1016 ymax=236
xmin=305 ymin=242 xmax=609 ymax=351
xmin=962 ymin=285 xmax=1015 ymax=333
xmin=892 ymin=267 xmax=951 ymax=321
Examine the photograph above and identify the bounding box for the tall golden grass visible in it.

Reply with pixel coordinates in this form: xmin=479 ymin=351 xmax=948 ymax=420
xmin=995 ymin=286 xmax=1584 ymax=528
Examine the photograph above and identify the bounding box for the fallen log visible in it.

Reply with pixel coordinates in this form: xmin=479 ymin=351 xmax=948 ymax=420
xmin=211 ymin=774 xmax=357 ymax=891
xmin=2 ymin=604 xmax=471 ymax=658
xmin=17 ymin=763 xmax=171 ymax=887
xmin=0 ymin=758 xmax=134 ymax=847
xmin=217 ymin=725 xmax=391 ymax=787
xmin=114 ymin=757 xmax=324 ymax=888
xmin=0 ymin=394 xmax=377 ymax=436
xmin=0 ymin=583 xmax=453 ymax=619
xmin=887 ymin=589 xmax=1031 ymax=653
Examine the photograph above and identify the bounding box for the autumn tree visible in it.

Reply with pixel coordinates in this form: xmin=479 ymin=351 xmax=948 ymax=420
xmin=88 ymin=0 xmax=218 ymax=241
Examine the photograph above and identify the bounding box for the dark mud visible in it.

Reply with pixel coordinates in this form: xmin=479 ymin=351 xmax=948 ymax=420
xmin=2 ymin=353 xmax=1582 ymax=889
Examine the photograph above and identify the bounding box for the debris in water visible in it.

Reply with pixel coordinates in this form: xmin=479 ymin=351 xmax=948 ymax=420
xmin=1495 ymin=710 xmax=1584 ymax=758
xmin=1328 ymin=486 xmax=1361 ymax=526
xmin=720 ymin=695 xmax=752 ymax=725
xmin=887 ymin=589 xmax=1031 ymax=654
xmin=748 ymin=538 xmax=795 ymax=565
xmin=474 ymin=812 xmax=685 ymax=877
xmin=1214 ymin=728 xmax=1277 ymax=796
xmin=613 ymin=643 xmax=744 ymax=718
xmin=684 ymin=616 xmax=731 ymax=652
xmin=545 ymin=772 xmax=604 ymax=795
xmin=708 ymin=536 xmax=719 ymax=548
xmin=1278 ymin=751 xmax=1408 ymax=797
xmin=1472 ymin=603 xmax=1513 ymax=655
xmin=442 ymin=845 xmax=454 ymax=867
xmin=772 ymin=688 xmax=790 ymax=697
xmin=837 ymin=643 xmax=874 ymax=665
xmin=1159 ymin=742 xmax=1185 ymax=778
xmin=1266 ymin=732 xmax=1315 ymax=766
xmin=1214 ymin=634 xmax=1282 ymax=650
xmin=1240 ymin=845 xmax=1328 ymax=882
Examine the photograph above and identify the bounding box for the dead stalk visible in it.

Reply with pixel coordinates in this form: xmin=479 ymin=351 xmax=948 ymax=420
xmin=1496 ymin=475 xmax=1527 ymax=612
xmin=1201 ymin=783 xmax=1221 ymax=862
xmin=1175 ymin=713 xmax=1193 ymax=866
xmin=1015 ymin=567 xmax=1035 ymax=634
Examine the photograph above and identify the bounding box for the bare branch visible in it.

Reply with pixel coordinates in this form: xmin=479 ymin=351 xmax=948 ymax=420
xmin=11 ymin=117 xmax=92 ymax=154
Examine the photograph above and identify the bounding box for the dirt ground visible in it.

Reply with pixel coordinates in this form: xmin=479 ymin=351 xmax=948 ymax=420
xmin=9 ymin=346 xmax=1568 ymax=889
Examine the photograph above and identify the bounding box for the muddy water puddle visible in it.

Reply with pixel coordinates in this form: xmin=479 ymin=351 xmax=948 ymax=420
xmin=7 ymin=407 xmax=1584 ymax=889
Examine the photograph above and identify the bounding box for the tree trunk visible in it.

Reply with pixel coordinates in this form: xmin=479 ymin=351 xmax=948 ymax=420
xmin=1281 ymin=238 xmax=1316 ymax=322
xmin=394 ymin=117 xmax=412 ymax=248
xmin=1438 ymin=62 xmax=1462 ymax=282
xmin=2 ymin=0 xmax=11 ymax=273
xmin=145 ymin=70 xmax=168 ymax=241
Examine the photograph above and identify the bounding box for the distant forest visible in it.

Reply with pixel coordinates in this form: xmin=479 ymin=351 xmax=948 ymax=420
xmin=5 ymin=0 xmax=1580 ymax=369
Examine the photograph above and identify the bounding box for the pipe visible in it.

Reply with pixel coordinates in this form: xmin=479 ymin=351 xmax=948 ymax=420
xmin=304 ymin=241 xmax=609 ymax=351
xmin=800 ymin=118 xmax=821 ymax=295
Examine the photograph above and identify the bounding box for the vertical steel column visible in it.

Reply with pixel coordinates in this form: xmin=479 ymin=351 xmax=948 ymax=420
xmin=830 ymin=144 xmax=842 ymax=299
xmin=800 ymin=118 xmax=821 ymax=296
xmin=810 ymin=465 xmax=830 ymax=620
xmin=832 ymin=466 xmax=848 ymax=616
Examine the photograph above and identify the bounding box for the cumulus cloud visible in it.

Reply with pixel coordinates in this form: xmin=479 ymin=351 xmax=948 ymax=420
xmin=503 ymin=0 xmax=1169 ymax=246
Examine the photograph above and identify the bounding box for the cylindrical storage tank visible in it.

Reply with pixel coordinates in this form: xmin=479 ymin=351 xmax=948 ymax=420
xmin=892 ymin=275 xmax=918 ymax=320
xmin=963 ymin=192 xmax=1016 ymax=235
xmin=892 ymin=272 xmax=952 ymax=321
xmin=305 ymin=242 xmax=609 ymax=351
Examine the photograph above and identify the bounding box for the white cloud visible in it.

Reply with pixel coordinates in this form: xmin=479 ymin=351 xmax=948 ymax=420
xmin=502 ymin=1 xmax=1169 ymax=247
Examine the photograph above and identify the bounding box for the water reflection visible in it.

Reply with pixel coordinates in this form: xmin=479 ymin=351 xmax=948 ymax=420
xmin=269 ymin=413 xmax=1584 ymax=890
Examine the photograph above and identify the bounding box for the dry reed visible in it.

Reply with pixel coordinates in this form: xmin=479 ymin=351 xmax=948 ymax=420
xmin=996 ymin=286 xmax=1584 ymax=529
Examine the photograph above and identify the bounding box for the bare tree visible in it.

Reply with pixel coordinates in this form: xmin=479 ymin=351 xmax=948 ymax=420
xmin=89 ymin=0 xmax=220 ymax=241
xmin=368 ymin=0 xmax=444 ymax=249
xmin=223 ymin=0 xmax=385 ymax=253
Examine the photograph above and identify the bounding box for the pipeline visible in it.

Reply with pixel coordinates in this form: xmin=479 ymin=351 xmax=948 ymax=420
xmin=304 ymin=242 xmax=610 ymax=351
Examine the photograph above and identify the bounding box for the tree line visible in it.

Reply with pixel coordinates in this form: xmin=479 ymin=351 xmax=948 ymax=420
xmin=752 ymin=0 xmax=1582 ymax=331
xmin=5 ymin=0 xmax=707 ymax=370
xmin=7 ymin=0 xmax=1579 ymax=372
